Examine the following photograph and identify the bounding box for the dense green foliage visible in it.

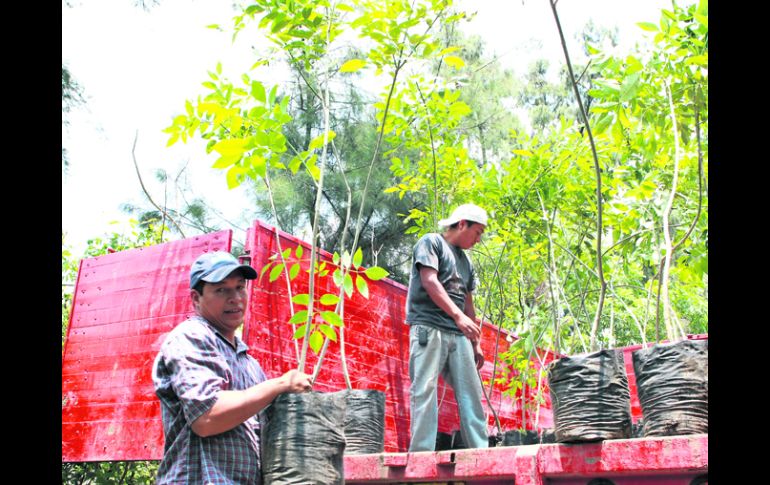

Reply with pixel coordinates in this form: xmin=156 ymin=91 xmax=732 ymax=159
xmin=388 ymin=0 xmax=708 ymax=355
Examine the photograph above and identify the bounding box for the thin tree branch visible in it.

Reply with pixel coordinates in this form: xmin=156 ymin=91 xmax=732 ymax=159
xmin=548 ymin=0 xmax=606 ymax=350
xmin=131 ymin=131 xmax=186 ymax=237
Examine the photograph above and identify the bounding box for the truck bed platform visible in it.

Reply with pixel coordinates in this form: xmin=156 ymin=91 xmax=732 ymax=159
xmin=344 ymin=434 xmax=708 ymax=485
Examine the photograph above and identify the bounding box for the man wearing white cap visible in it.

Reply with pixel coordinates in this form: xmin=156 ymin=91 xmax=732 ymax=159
xmin=406 ymin=204 xmax=489 ymax=451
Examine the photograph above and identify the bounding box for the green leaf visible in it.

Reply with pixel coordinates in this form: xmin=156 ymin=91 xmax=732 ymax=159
xmin=319 ymin=293 xmax=340 ymax=306
xmin=356 ymin=274 xmax=369 ymax=299
xmin=308 ymin=130 xmax=336 ymax=150
xmin=333 ymin=252 xmax=340 ymax=265
xmin=340 ymin=59 xmax=366 ymax=73
xmin=307 ymin=161 xmax=321 ymax=181
xmin=617 ymin=106 xmax=632 ymax=128
xmin=513 ymin=149 xmax=533 ymax=157
xmin=289 ymin=263 xmax=300 ymax=280
xmin=332 ymin=268 xmax=343 ymax=286
xmin=226 ymin=165 xmax=244 ymax=189
xmin=212 ymin=154 xmax=240 ymax=169
xmin=268 ymin=85 xmax=278 ymax=106
xmin=295 ymin=245 xmax=304 ymax=259
xmin=271 ymin=17 xmax=290 ymax=33
xmin=292 ymin=293 xmax=310 ymax=305
xmin=288 ymin=155 xmax=302 ymax=174
xmin=694 ymin=12 xmax=708 ymax=28
xmin=246 ymin=154 xmax=267 ymax=178
xmin=437 ymin=46 xmax=460 ymax=57
xmin=318 ymin=324 xmax=338 ymax=342
xmin=619 ymin=72 xmax=641 ymax=102
xmin=444 ymin=55 xmax=465 ymax=69
xmin=213 ymin=138 xmax=248 ymax=156
xmin=321 ymin=311 xmax=343 ymax=327
xmin=697 ymin=0 xmax=708 ymax=16
xmin=686 ymin=54 xmax=708 ymax=66
xmin=593 ymin=112 xmax=613 ymax=134
xmin=269 ymin=263 xmax=285 ymax=282
xmin=364 ymin=266 xmax=389 ymax=281
xmin=637 ymin=22 xmax=659 ymax=32
xmin=292 ymin=323 xmax=308 ymax=339
xmin=341 ymin=251 xmax=352 ymax=268
xmin=251 ymin=81 xmax=266 ymax=103
xmin=353 ymin=247 xmax=363 ymax=268
xmin=308 ymin=331 xmax=323 ymax=354
xmin=259 ymin=263 xmax=272 ymax=280
xmin=343 ymin=273 xmax=353 ymax=298
xmin=289 ymin=310 xmax=308 ymax=325
xmin=449 ymin=101 xmax=471 ymax=118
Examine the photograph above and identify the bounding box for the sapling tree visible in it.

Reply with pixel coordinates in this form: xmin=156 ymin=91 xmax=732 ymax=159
xmin=164 ymin=0 xmax=468 ymax=385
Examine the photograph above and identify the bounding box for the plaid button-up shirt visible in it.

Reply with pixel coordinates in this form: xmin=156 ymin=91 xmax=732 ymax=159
xmin=152 ymin=316 xmax=267 ymax=484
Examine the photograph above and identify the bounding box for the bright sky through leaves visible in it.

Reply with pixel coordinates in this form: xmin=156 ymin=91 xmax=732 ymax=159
xmin=62 ymin=0 xmax=686 ymax=255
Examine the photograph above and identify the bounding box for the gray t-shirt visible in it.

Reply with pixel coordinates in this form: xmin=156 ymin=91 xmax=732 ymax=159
xmin=405 ymin=233 xmax=477 ymax=333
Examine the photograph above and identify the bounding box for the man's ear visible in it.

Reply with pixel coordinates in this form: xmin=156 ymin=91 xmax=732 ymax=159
xmin=190 ymin=288 xmax=201 ymax=310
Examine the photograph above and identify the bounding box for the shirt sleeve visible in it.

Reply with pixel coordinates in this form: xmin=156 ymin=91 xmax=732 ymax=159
xmin=413 ymin=235 xmax=440 ymax=272
xmin=157 ymin=325 xmax=231 ymax=425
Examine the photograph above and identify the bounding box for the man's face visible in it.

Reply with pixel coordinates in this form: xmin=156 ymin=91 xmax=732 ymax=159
xmin=457 ymin=220 xmax=486 ymax=249
xmin=191 ymin=272 xmax=249 ymax=340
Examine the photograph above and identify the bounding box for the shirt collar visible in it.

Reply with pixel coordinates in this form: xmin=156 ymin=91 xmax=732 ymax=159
xmin=193 ymin=315 xmax=250 ymax=353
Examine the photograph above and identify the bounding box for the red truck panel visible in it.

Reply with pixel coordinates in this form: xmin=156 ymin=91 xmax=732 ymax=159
xmin=62 ymin=219 xmax=704 ymax=472
xmin=62 ymin=231 xmax=232 ymax=462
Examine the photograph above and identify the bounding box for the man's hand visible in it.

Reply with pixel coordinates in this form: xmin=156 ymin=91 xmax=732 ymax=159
xmin=473 ymin=341 xmax=484 ymax=370
xmin=281 ymin=369 xmax=313 ymax=393
xmin=454 ymin=312 xmax=481 ymax=342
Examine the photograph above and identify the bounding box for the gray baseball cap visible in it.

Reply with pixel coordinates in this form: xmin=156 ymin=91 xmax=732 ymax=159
xmin=189 ymin=251 xmax=257 ymax=289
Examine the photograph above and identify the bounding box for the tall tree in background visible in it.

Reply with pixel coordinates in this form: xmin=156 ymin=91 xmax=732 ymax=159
xmin=61 ymin=64 xmax=85 ymax=171
xmin=62 ymin=0 xmax=161 ymax=171
xmin=439 ymin=28 xmax=524 ymax=165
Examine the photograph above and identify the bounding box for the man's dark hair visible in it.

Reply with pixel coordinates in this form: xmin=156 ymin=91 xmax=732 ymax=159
xmin=192 ymin=280 xmax=206 ymax=295
xmin=449 ymin=220 xmax=479 ymax=230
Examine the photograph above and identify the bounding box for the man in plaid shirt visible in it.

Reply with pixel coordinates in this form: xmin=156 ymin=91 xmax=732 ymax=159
xmin=152 ymin=251 xmax=313 ymax=484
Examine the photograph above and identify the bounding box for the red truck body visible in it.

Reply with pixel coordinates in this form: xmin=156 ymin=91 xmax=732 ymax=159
xmin=62 ymin=220 xmax=708 ymax=483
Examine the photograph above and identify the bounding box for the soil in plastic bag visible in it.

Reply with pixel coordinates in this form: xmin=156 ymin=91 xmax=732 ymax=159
xmin=548 ymin=349 xmax=632 ymax=443
xmin=539 ymin=428 xmax=556 ymax=444
xmin=261 ymin=391 xmax=346 ymax=485
xmin=501 ymin=429 xmax=539 ymax=446
xmin=488 ymin=433 xmax=503 ymax=447
xmin=343 ymin=389 xmax=386 ymax=455
xmin=632 ymin=339 xmax=708 ymax=436
xmin=450 ymin=429 xmax=467 ymax=449
xmin=435 ymin=431 xmax=453 ymax=451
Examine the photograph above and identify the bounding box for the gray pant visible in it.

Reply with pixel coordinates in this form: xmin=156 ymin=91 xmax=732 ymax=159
xmin=408 ymin=324 xmax=489 ymax=451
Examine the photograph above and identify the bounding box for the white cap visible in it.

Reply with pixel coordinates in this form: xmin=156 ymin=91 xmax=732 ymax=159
xmin=438 ymin=203 xmax=488 ymax=228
